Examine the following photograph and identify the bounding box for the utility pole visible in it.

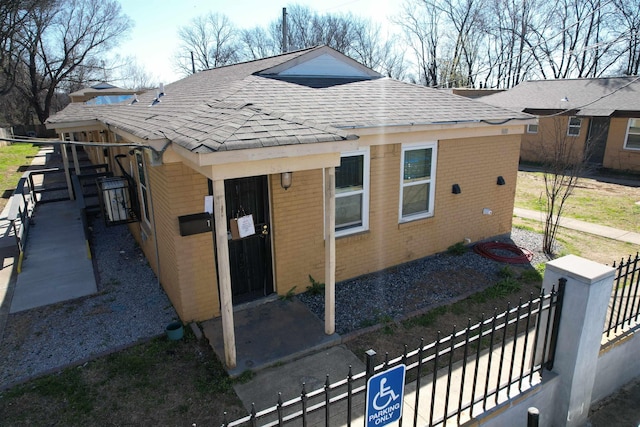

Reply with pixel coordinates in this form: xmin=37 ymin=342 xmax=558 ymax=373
xmin=282 ymin=7 xmax=288 ymax=53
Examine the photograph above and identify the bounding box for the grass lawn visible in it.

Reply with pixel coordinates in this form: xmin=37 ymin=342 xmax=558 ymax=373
xmin=515 ymin=171 xmax=640 ymax=232
xmin=0 ymin=143 xmax=40 ymax=212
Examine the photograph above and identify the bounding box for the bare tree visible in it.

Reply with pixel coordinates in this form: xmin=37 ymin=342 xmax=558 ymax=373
xmin=113 ymin=56 xmax=156 ymax=90
xmin=613 ymin=0 xmax=640 ymax=75
xmin=5 ymin=0 xmax=131 ymax=124
xmin=534 ymin=116 xmax=593 ymax=255
xmin=432 ymin=0 xmax=487 ymax=87
xmin=174 ymin=12 xmax=240 ymax=74
xmin=0 ymin=0 xmax=44 ymax=95
xmin=394 ymin=0 xmax=440 ymax=86
xmin=240 ymin=26 xmax=279 ymax=60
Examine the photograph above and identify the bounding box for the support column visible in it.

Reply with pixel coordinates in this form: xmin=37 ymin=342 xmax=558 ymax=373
xmin=324 ymin=167 xmax=336 ymax=335
xmin=71 ymin=142 xmax=80 ymax=175
xmin=212 ymin=179 xmax=236 ymax=369
xmin=543 ymin=255 xmax=614 ymax=427
xmin=60 ymin=139 xmax=75 ymax=201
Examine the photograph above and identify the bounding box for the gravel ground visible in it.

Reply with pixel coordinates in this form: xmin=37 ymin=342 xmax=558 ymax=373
xmin=0 ymin=218 xmax=548 ymax=389
xmin=298 ymin=228 xmax=551 ymax=335
xmin=0 ymin=217 xmax=177 ymax=390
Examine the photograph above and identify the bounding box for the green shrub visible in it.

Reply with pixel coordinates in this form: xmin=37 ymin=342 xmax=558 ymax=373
xmin=447 ymin=241 xmax=467 ymax=256
xmin=306 ymin=275 xmax=325 ymax=295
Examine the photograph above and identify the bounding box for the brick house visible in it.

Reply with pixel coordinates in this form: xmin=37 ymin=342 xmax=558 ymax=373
xmin=480 ymin=77 xmax=640 ymax=172
xmin=47 ymin=46 xmax=531 ymax=368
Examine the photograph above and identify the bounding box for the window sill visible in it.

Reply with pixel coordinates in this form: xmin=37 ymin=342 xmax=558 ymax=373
xmin=399 ymin=212 xmax=433 ymax=225
xmin=336 ymin=228 xmax=370 ymax=240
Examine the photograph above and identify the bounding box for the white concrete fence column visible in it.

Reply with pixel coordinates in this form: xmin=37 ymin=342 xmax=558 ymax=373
xmin=542 ymin=255 xmax=614 ymax=427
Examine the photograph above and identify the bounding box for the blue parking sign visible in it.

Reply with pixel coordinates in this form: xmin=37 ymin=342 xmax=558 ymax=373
xmin=366 ymin=364 xmax=406 ymax=427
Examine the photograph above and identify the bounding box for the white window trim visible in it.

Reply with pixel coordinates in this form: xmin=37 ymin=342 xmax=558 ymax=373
xmin=133 ymin=151 xmax=151 ymax=226
xmin=623 ymin=118 xmax=640 ymax=151
xmin=527 ymin=123 xmax=539 ymax=134
xmin=335 ymin=148 xmax=370 ymax=237
xmin=567 ymin=117 xmax=582 ymax=136
xmin=399 ymin=142 xmax=437 ymax=223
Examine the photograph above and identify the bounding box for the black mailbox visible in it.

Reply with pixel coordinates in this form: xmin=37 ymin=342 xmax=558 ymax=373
xmin=178 ymin=212 xmax=212 ymax=236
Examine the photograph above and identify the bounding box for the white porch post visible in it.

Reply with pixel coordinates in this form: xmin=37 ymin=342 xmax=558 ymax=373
xmin=324 ymin=167 xmax=336 ymax=335
xmin=212 ymin=179 xmax=237 ymax=369
xmin=71 ymin=142 xmax=80 ymax=175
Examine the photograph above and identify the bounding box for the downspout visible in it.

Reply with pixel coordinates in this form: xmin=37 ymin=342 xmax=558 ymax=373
xmin=144 ymin=141 xmax=171 ymax=290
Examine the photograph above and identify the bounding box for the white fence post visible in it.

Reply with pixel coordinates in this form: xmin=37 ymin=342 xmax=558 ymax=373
xmin=542 ymin=254 xmax=614 ymax=427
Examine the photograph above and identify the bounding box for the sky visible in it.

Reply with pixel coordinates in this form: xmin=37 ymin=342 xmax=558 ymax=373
xmin=116 ymin=0 xmax=403 ymax=85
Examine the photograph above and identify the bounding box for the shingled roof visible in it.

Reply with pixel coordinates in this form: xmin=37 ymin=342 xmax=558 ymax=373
xmin=48 ymin=45 xmax=531 ymax=153
xmin=480 ymin=77 xmax=640 ymax=117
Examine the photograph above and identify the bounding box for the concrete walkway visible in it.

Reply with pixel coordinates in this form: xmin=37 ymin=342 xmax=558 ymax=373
xmin=514 ymin=207 xmax=640 ymax=245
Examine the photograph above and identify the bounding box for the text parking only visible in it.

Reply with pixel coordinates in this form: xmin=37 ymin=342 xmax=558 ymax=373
xmin=366 ymin=364 xmax=406 ymax=427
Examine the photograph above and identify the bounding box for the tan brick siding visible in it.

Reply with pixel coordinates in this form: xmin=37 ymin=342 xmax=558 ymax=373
xmin=147 ymin=162 xmax=219 ymax=321
xmin=520 ymin=116 xmax=588 ymax=164
xmin=86 ymin=130 xmax=521 ymax=322
xmin=603 ymin=117 xmax=640 ymax=172
xmin=271 ymin=132 xmax=521 ymax=298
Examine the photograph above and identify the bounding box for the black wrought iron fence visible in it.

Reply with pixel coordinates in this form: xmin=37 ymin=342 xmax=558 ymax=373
xmin=223 ymin=282 xmax=565 ymax=427
xmin=604 ymin=253 xmax=640 ymax=338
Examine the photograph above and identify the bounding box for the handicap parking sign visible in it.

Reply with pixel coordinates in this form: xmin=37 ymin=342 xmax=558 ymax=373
xmin=366 ymin=364 xmax=406 ymax=427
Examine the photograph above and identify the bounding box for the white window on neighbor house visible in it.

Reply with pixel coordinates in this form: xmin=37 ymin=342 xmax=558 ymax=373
xmin=335 ymin=148 xmax=369 ymax=236
xmin=527 ymin=123 xmax=539 ymax=133
xmin=399 ymin=142 xmax=437 ymax=222
xmin=134 ymin=150 xmax=151 ymax=224
xmin=624 ymin=118 xmax=640 ymax=150
xmin=567 ymin=117 xmax=582 ymax=136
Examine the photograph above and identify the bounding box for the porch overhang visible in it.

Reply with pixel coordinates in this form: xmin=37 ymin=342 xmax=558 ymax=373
xmin=166 ymin=140 xmax=358 ymax=181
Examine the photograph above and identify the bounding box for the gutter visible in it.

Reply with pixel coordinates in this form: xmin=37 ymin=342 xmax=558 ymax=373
xmin=337 ymin=116 xmax=533 ymax=130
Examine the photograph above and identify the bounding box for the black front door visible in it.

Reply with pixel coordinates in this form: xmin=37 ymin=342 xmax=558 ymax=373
xmin=586 ymin=117 xmax=610 ymax=165
xmin=224 ymin=176 xmax=273 ymax=304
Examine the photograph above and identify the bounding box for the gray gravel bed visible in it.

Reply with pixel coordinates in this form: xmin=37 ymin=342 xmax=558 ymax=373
xmin=298 ymin=229 xmax=551 ymax=335
xmin=0 ymin=217 xmax=177 ymax=390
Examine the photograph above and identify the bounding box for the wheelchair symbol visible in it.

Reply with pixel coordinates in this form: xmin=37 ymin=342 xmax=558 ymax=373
xmin=372 ymin=378 xmax=400 ymax=410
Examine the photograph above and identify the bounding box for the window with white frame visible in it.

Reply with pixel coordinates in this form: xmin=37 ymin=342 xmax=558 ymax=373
xmin=335 ymin=149 xmax=369 ymax=236
xmin=567 ymin=117 xmax=582 ymax=136
xmin=400 ymin=142 xmax=437 ymax=222
xmin=624 ymin=118 xmax=640 ymax=150
xmin=527 ymin=123 xmax=539 ymax=133
xmin=134 ymin=151 xmax=151 ymax=223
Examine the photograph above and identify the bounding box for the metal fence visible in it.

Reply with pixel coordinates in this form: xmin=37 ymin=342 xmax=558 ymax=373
xmin=604 ymin=253 xmax=640 ymax=339
xmin=223 ymin=282 xmax=565 ymax=427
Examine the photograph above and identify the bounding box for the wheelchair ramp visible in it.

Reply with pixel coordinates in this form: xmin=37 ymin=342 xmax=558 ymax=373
xmin=10 ymin=200 xmax=96 ymax=313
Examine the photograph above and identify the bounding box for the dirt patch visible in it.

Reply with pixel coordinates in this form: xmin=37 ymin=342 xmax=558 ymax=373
xmin=0 ymin=328 xmax=245 ymax=426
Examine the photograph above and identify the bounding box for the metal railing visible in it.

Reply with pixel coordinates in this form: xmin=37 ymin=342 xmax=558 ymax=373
xmin=223 ymin=282 xmax=565 ymax=427
xmin=604 ymin=253 xmax=640 ymax=338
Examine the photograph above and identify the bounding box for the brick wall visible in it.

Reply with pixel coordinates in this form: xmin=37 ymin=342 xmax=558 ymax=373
xmin=95 ymin=130 xmax=521 ymax=322
xmin=603 ymin=117 xmax=640 ymax=172
xmin=520 ymin=116 xmax=588 ymax=164
xmin=148 ymin=162 xmax=219 ymax=321
xmin=270 ymin=132 xmax=521 ymax=297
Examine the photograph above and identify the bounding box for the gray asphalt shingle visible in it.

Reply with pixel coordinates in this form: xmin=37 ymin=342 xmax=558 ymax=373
xmin=481 ymin=77 xmax=640 ymax=116
xmin=48 ymin=46 xmax=530 ymax=153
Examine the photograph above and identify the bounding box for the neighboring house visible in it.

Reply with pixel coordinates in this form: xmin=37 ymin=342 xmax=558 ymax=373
xmin=480 ymin=77 xmax=640 ymax=172
xmin=46 ymin=45 xmax=531 ymax=368
xmin=68 ymin=82 xmax=141 ymax=104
